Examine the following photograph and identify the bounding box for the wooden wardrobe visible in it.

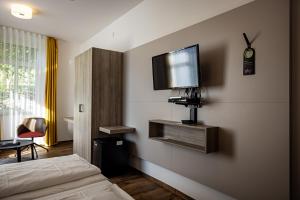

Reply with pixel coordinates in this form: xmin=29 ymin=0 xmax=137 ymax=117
xmin=73 ymin=48 xmax=122 ymax=162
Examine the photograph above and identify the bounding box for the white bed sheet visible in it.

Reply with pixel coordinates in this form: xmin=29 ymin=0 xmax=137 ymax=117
xmin=0 ymin=154 xmax=101 ymax=198
xmin=1 ymin=174 xmax=107 ymax=200
xmin=35 ymin=180 xmax=134 ymax=200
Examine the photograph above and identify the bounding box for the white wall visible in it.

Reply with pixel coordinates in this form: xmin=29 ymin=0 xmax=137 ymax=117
xmin=57 ymin=40 xmax=79 ymax=141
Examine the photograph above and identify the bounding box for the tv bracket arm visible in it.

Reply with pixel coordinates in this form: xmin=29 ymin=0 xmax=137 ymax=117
xmin=170 ymin=88 xmax=203 ymax=124
xmin=187 ymin=88 xmax=201 ymax=124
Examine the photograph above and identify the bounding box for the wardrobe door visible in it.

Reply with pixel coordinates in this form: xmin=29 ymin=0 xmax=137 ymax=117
xmin=74 ymin=49 xmax=92 ymax=162
xmin=74 ymin=54 xmax=82 ymax=158
xmin=91 ymin=49 xmax=123 ymax=138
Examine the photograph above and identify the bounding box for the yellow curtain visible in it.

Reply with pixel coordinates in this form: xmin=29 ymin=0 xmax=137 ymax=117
xmin=45 ymin=37 xmax=58 ymax=146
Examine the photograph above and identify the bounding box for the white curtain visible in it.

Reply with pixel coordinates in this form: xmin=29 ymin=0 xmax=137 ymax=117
xmin=0 ymin=26 xmax=47 ymax=140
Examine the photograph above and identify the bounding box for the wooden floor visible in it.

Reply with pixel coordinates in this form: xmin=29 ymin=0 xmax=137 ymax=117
xmin=0 ymin=141 xmax=193 ymax=200
xmin=110 ymin=170 xmax=193 ymax=200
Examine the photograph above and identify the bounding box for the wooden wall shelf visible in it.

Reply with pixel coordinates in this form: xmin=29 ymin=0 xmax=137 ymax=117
xmin=99 ymin=126 xmax=135 ymax=134
xmin=149 ymin=120 xmax=218 ymax=153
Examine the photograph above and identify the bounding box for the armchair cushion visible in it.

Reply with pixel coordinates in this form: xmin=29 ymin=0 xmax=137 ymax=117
xmin=18 ymin=131 xmax=45 ymax=138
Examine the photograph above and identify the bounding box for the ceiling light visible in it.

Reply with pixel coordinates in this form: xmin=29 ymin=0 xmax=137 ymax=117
xmin=11 ymin=4 xmax=32 ymax=19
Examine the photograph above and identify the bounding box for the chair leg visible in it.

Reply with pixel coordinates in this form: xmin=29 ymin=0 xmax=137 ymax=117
xmin=15 ymin=145 xmax=30 ymax=157
xmin=33 ymin=145 xmax=38 ymax=158
xmin=34 ymin=143 xmax=49 ymax=152
xmin=22 ymin=146 xmax=30 ymax=152
xmin=31 ymin=144 xmax=35 ymax=160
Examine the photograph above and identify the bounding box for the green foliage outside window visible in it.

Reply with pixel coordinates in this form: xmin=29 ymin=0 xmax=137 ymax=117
xmin=0 ymin=41 xmax=37 ymax=114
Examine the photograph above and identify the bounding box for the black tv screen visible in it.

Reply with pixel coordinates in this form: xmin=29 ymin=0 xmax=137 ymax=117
xmin=152 ymin=44 xmax=200 ymax=90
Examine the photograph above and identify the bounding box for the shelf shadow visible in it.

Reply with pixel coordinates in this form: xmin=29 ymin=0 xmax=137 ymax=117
xmin=217 ymin=127 xmax=235 ymax=158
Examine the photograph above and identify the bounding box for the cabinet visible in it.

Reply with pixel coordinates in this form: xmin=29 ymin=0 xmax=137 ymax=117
xmin=73 ymin=48 xmax=122 ymax=162
xmin=92 ymin=138 xmax=129 ymax=177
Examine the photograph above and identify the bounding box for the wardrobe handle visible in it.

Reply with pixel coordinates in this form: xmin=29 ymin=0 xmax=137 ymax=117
xmin=79 ymin=104 xmax=84 ymax=112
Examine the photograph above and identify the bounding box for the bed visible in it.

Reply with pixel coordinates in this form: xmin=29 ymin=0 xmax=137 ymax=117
xmin=0 ymin=154 xmax=133 ymax=200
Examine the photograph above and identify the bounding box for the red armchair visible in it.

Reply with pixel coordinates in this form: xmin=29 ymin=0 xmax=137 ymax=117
xmin=17 ymin=118 xmax=48 ymax=158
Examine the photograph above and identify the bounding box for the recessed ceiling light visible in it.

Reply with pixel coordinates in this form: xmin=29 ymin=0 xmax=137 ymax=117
xmin=11 ymin=4 xmax=32 ymax=19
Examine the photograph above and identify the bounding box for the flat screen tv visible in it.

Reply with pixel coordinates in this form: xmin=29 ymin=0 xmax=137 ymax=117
xmin=152 ymin=44 xmax=200 ymax=90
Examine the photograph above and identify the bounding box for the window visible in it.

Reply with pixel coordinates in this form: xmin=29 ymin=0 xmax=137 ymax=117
xmin=0 ymin=26 xmax=46 ymax=140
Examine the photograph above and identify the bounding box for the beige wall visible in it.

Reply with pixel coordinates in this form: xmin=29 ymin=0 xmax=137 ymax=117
xmin=124 ymin=0 xmax=290 ymax=199
xmin=57 ymin=40 xmax=79 ymax=142
xmin=292 ymin=0 xmax=300 ymax=199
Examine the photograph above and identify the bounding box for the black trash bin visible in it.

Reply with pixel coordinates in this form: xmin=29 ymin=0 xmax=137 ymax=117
xmin=92 ymin=137 xmax=129 ymax=177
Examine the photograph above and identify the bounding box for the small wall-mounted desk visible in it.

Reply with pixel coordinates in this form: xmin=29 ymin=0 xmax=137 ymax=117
xmin=99 ymin=126 xmax=136 ymax=135
xmin=149 ymin=120 xmax=218 ymax=153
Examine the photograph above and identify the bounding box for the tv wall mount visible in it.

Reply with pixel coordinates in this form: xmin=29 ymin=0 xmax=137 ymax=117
xmin=168 ymin=88 xmax=202 ymax=125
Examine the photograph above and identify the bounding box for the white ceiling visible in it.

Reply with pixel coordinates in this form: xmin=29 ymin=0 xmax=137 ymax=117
xmin=80 ymin=0 xmax=255 ymax=52
xmin=0 ymin=0 xmax=142 ymax=42
xmin=0 ymin=0 xmax=254 ymax=47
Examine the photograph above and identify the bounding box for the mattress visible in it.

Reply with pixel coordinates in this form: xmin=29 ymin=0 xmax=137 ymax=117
xmin=0 ymin=154 xmax=101 ymax=198
xmin=35 ymin=180 xmax=134 ymax=200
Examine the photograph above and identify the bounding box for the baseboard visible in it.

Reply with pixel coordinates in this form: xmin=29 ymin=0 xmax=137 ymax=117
xmin=129 ymin=156 xmax=236 ymax=200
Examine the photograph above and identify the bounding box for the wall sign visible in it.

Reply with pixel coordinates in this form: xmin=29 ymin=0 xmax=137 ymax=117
xmin=243 ymin=33 xmax=255 ymax=75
